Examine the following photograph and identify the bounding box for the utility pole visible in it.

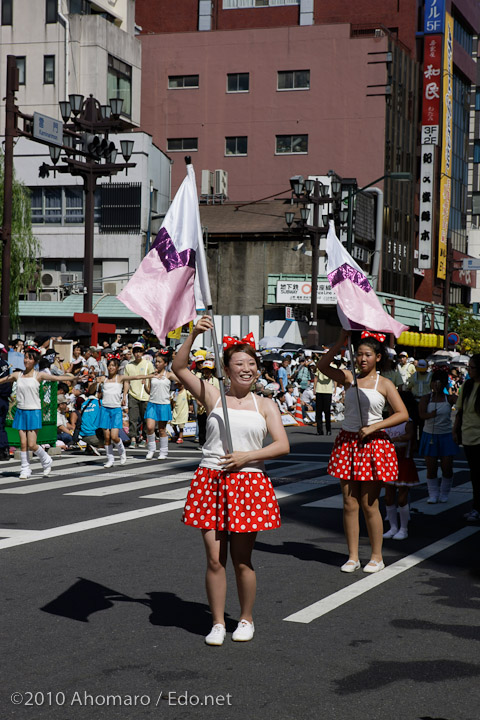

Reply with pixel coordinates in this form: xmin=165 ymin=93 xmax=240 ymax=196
xmin=0 ymin=56 xmax=19 ymax=344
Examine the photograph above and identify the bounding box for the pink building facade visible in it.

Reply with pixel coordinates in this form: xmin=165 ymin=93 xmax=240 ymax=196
xmin=140 ymin=23 xmax=392 ymax=201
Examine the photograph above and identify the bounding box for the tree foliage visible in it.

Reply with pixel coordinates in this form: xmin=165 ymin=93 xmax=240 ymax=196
xmin=0 ymin=151 xmax=40 ymax=330
xmin=448 ymin=304 xmax=480 ymax=354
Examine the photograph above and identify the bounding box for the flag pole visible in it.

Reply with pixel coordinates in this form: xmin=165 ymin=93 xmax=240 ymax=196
xmin=185 ymin=156 xmax=233 ymax=453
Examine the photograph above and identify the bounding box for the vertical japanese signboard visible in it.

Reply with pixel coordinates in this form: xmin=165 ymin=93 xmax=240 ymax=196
xmin=418 ymin=146 xmax=436 ymax=268
xmin=437 ymin=13 xmax=453 ymax=280
xmin=424 ymin=0 xmax=445 ymax=34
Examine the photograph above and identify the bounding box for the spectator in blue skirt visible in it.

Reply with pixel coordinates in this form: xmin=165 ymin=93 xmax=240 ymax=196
xmin=0 ymin=346 xmax=74 ymax=479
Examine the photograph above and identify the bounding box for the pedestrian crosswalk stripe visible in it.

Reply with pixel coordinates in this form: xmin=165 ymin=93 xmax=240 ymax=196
xmin=66 ymin=471 xmax=195 ymax=497
xmin=140 ymin=487 xmax=190 ymax=501
xmin=0 ymin=459 xmax=197 ymax=494
xmin=283 ymin=526 xmax=480 ymax=623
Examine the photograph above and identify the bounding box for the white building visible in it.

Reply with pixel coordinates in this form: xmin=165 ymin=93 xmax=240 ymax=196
xmin=0 ymin=0 xmax=172 ymax=336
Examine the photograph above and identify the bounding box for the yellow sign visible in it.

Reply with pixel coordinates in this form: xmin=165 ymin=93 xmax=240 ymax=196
xmin=437 ymin=12 xmax=453 ymax=279
xmin=167 ymin=321 xmax=194 ymax=339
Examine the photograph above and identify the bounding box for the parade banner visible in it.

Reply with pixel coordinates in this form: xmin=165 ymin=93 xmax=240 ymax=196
xmin=437 ymin=13 xmax=453 ymax=280
xmin=118 ymin=165 xmax=206 ymax=341
xmin=325 ymin=221 xmax=408 ymax=338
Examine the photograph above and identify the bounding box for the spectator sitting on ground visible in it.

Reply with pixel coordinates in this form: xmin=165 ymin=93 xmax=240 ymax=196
xmin=57 ymin=394 xmax=75 ymax=446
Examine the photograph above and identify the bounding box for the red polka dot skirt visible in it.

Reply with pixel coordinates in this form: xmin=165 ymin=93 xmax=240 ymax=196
xmin=327 ymin=430 xmax=398 ymax=483
xmin=182 ymin=467 xmax=281 ymax=533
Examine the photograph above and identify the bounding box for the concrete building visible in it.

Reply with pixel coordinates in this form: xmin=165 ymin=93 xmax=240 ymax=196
xmin=0 ymin=0 xmax=172 ymax=336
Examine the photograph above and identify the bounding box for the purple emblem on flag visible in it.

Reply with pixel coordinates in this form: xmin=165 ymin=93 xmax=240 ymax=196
xmin=327 ymin=264 xmax=372 ymax=293
xmin=152 ymin=227 xmax=196 ymax=272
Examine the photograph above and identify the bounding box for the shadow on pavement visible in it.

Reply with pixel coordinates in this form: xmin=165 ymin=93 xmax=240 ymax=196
xmin=40 ymin=577 xmax=232 ymax=635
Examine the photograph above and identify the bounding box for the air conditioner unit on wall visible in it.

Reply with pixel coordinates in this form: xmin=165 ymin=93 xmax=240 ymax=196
xmin=214 ymin=169 xmax=228 ymax=197
xmin=41 ymin=270 xmax=63 ymax=288
xmin=39 ymin=291 xmax=58 ymax=301
xmin=201 ymin=169 xmax=215 ymax=195
xmin=104 ymin=282 xmax=117 ymax=295
xmin=60 ymin=272 xmax=79 ymax=287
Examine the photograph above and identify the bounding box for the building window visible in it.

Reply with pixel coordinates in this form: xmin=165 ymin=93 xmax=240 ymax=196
xmin=167 ymin=138 xmax=198 ymax=151
xmin=46 ymin=0 xmax=57 ymax=22
xmin=275 ymin=134 xmax=308 ymax=154
xmin=227 ymin=73 xmax=249 ymax=93
xmin=277 ymin=70 xmax=310 ymax=91
xmin=31 ymin=187 xmax=85 ymax=224
xmin=225 ymin=136 xmax=248 ymax=156
xmin=43 ymin=55 xmax=55 ymax=84
xmin=223 ymin=1 xmax=299 ymax=7
xmin=474 ymin=141 xmax=480 ymax=164
xmin=107 ymin=55 xmax=132 ymax=117
xmin=454 ymin=18 xmax=473 ymax=57
xmin=168 ymin=75 xmax=199 ymax=89
xmin=99 ymin=183 xmax=142 ymax=234
xmin=16 ymin=57 xmax=26 ymax=86
xmin=1 ymin=0 xmax=12 ymax=25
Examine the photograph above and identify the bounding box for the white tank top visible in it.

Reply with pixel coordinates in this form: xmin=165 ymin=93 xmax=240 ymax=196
xmin=102 ymin=378 xmax=123 ymax=408
xmin=16 ymin=371 xmax=41 ymax=410
xmin=342 ymin=373 xmax=385 ymax=432
xmin=424 ymin=396 xmax=452 ymax=434
xmin=149 ymin=373 xmax=171 ymax=405
xmin=200 ymin=393 xmax=267 ymax=472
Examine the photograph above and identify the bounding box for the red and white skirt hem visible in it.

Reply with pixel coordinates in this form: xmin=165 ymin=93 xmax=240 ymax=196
xmin=327 ymin=429 xmax=398 ymax=483
xmin=182 ymin=467 xmax=281 ymax=533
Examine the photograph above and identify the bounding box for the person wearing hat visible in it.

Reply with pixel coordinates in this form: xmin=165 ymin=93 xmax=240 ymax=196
xmin=0 ymin=347 xmax=75 ymax=479
xmin=397 ymin=351 xmax=415 ymax=388
xmin=124 ymin=342 xmax=154 ymax=447
xmin=405 ymin=359 xmax=432 ymax=440
xmin=0 ymin=344 xmax=11 ymax=460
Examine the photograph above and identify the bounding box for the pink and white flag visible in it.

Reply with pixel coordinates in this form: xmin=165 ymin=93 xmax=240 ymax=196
xmin=326 ymin=221 xmax=408 ymax=338
xmin=118 ymin=164 xmax=208 ymax=341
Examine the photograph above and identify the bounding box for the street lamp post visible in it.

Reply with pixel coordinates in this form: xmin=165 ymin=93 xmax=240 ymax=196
xmin=39 ymin=94 xmax=136 ymax=313
xmin=285 ymin=176 xmax=330 ymax=347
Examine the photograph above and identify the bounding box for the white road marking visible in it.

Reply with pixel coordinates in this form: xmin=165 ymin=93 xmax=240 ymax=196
xmin=66 ymin=471 xmax=195 ymax=497
xmin=0 ymin=460 xmax=196 ymax=495
xmin=0 ymin=528 xmax=45 ymax=538
xmin=284 ymin=526 xmax=480 ymax=623
xmin=141 ymin=487 xmax=189 ymax=500
xmin=0 ymin=501 xmax=187 ymax=551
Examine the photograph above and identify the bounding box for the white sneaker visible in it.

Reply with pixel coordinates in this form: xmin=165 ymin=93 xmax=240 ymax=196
xmin=232 ymin=619 xmax=254 ymax=642
xmin=120 ymin=452 xmax=127 ymax=465
xmin=383 ymin=527 xmax=399 ymax=539
xmin=205 ymin=624 xmax=226 ymax=646
xmin=19 ymin=467 xmax=32 ymax=480
xmin=146 ymin=450 xmax=155 ymax=460
xmin=43 ymin=458 xmax=53 ymax=477
xmin=104 ymin=457 xmax=114 ymax=468
xmin=158 ymin=454 xmax=168 ymax=460
xmin=392 ymin=528 xmax=408 ymax=540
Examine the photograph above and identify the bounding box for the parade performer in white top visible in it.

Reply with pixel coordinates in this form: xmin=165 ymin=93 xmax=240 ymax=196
xmin=317 ymin=330 xmax=408 ymax=574
xmin=172 ymin=316 xmax=289 ymax=646
xmin=0 ymin=346 xmax=75 ymax=479
xmin=97 ymin=353 xmax=154 ymax=468
xmin=144 ymin=350 xmax=176 ymax=460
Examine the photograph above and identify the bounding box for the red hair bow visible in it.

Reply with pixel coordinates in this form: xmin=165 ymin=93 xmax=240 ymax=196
xmin=107 ymin=352 xmax=121 ymax=361
xmin=361 ymin=331 xmax=386 ymax=343
xmin=222 ymin=332 xmax=256 ymax=350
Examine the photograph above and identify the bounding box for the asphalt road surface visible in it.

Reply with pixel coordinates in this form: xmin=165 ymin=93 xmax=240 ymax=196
xmin=1 ymin=425 xmax=479 ymax=720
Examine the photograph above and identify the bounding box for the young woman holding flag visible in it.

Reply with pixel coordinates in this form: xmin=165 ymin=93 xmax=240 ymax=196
xmin=172 ymin=316 xmax=289 ymax=646
xmin=317 ymin=330 xmax=408 ymax=574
